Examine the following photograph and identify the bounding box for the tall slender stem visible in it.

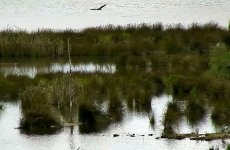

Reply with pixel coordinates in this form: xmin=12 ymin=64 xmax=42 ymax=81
xmin=67 ymin=38 xmax=73 ymax=124
xmin=67 ymin=37 xmax=85 ymax=124
xmin=67 ymin=38 xmax=72 ymax=76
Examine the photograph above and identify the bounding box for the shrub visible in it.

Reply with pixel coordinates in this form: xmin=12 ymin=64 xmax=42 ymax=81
xmin=20 ymin=76 xmax=80 ymax=133
xmin=209 ymin=43 xmax=230 ymax=79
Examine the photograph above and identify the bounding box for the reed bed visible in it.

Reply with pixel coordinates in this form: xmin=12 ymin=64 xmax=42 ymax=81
xmin=0 ymin=23 xmax=229 ymax=58
xmin=2 ymin=22 xmax=230 ymax=134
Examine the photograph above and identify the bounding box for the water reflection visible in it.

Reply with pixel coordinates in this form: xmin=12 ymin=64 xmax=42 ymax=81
xmin=75 ymin=93 xmax=222 ymax=136
xmin=78 ymin=103 xmax=111 ymax=134
xmin=185 ymin=101 xmax=206 ymax=126
xmin=0 ymin=95 xmax=228 ymax=150
xmin=0 ymin=63 xmax=116 ymax=78
xmin=1 ymin=56 xmax=230 ymax=149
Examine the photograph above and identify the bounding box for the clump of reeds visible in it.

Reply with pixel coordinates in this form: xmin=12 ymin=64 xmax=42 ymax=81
xmin=0 ymin=75 xmax=32 ymax=99
xmin=20 ymin=81 xmax=62 ymax=133
xmin=163 ymin=101 xmax=182 ymax=135
xmin=0 ymin=29 xmax=65 ymax=57
xmin=148 ymin=112 xmax=155 ymax=129
xmin=162 ymin=75 xmax=179 ymax=94
xmin=107 ymin=88 xmax=123 ymax=122
xmin=209 ymin=43 xmax=230 ymax=79
xmin=185 ymin=101 xmax=206 ymax=126
xmin=20 ymin=75 xmax=80 ymax=133
xmin=211 ymin=103 xmax=230 ymax=126
xmin=78 ymin=102 xmax=112 ymax=133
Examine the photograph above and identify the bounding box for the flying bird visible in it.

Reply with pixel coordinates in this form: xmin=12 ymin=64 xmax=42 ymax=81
xmin=90 ymin=4 xmax=107 ymax=10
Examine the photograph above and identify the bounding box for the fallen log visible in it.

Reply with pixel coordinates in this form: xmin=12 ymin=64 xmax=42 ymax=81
xmin=161 ymin=132 xmax=230 ymax=141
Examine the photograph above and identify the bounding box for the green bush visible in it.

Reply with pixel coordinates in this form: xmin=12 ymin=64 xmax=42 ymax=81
xmin=20 ymin=82 xmax=61 ymax=133
xmin=209 ymin=43 xmax=230 ymax=79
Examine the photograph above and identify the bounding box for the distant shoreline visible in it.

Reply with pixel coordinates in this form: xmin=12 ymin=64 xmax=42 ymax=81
xmin=0 ymin=22 xmax=229 ymax=33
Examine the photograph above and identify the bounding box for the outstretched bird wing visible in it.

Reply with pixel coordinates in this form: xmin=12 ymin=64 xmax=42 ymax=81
xmin=98 ymin=4 xmax=106 ymax=9
xmin=90 ymin=4 xmax=107 ymax=10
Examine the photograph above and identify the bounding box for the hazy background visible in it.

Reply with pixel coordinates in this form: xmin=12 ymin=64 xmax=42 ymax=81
xmin=0 ymin=0 xmax=230 ymax=30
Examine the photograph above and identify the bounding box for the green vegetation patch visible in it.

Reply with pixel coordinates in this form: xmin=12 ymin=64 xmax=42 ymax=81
xmin=20 ymin=76 xmax=80 ymax=134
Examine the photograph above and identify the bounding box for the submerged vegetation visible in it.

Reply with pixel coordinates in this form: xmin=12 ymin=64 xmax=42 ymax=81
xmin=1 ymin=23 xmax=230 ymax=137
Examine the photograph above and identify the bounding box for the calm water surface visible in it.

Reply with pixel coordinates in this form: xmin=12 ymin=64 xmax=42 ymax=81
xmin=1 ymin=1 xmax=230 ymax=148
xmin=0 ymin=58 xmax=116 ymax=78
xmin=0 ymin=0 xmax=229 ymax=30
xmin=0 ymin=60 xmax=229 ymax=150
xmin=0 ymin=63 xmax=115 ymax=78
xmin=0 ymin=95 xmax=228 ymax=150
